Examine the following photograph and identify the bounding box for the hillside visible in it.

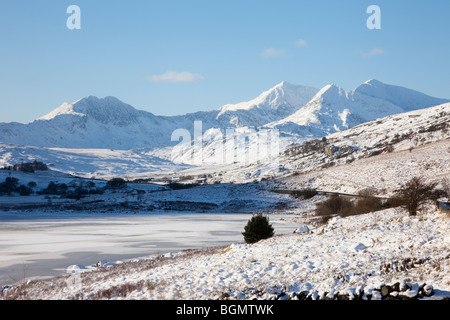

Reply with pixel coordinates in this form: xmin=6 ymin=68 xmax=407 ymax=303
xmin=2 ymin=191 xmax=448 ymax=300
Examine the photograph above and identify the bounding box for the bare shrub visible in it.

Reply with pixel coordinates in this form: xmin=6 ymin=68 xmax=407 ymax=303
xmin=351 ymin=196 xmax=382 ymax=215
xmin=393 ymin=177 xmax=439 ymax=216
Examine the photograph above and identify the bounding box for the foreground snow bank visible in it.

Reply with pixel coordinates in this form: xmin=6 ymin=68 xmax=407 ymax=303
xmin=2 ymin=206 xmax=449 ymax=300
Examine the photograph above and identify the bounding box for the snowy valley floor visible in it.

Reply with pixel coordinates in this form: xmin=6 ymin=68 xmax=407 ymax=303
xmin=2 ymin=204 xmax=449 ymax=300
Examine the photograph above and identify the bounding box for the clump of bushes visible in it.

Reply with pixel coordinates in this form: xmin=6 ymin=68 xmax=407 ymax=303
xmin=105 ymin=178 xmax=127 ymax=189
xmin=315 ymin=192 xmax=392 ymax=222
xmin=315 ymin=196 xmax=354 ymax=220
xmin=242 ymin=213 xmax=274 ymax=244
xmin=291 ymin=188 xmax=317 ymax=200
xmin=315 ymin=177 xmax=443 ymax=221
xmin=40 ymin=180 xmax=104 ymax=197
xmin=168 ymin=182 xmax=197 ymax=190
xmin=41 ymin=181 xmax=69 ymax=195
xmin=0 ymin=177 xmax=35 ymax=196
xmin=1 ymin=160 xmax=48 ymax=173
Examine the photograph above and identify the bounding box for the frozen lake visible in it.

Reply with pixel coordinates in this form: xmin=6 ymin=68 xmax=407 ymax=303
xmin=0 ymin=211 xmax=297 ymax=286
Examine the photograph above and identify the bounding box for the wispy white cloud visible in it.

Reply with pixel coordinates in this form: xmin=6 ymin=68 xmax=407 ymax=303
xmin=261 ymin=47 xmax=286 ymax=58
xmin=147 ymin=71 xmax=204 ymax=83
xmin=295 ymin=39 xmax=307 ymax=47
xmin=358 ymin=48 xmax=386 ymax=57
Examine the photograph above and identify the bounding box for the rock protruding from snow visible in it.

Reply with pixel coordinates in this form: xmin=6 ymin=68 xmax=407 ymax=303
xmin=354 ymin=243 xmax=367 ymax=252
xmin=66 ymin=265 xmax=87 ymax=274
xmin=294 ymin=225 xmax=310 ymax=233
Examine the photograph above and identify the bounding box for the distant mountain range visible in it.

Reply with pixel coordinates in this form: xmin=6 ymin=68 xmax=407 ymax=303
xmin=0 ymin=79 xmax=448 ymax=151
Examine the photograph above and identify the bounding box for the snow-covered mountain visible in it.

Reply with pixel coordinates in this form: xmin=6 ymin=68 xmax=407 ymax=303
xmin=0 ymin=82 xmax=318 ymax=149
xmin=0 ymin=79 xmax=448 ymax=169
xmin=268 ymin=80 xmax=449 ymax=137
xmin=165 ymin=79 xmax=448 ymax=166
xmin=0 ymin=96 xmax=220 ymax=149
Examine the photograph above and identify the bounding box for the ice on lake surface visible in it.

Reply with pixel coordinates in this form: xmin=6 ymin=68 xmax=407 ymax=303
xmin=0 ymin=211 xmax=296 ymax=286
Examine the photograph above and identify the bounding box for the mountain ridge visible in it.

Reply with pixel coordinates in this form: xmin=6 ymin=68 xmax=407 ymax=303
xmin=355 ymin=79 xmax=449 ymax=111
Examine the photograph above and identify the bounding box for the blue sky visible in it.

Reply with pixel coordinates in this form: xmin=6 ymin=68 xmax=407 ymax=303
xmin=1 ymin=0 xmax=449 ymax=123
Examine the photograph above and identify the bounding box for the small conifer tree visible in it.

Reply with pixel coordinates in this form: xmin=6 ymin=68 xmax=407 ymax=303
xmin=242 ymin=213 xmax=274 ymax=244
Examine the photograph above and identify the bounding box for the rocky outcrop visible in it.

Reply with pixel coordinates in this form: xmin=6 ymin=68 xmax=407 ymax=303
xmin=267 ymin=282 xmax=438 ymax=300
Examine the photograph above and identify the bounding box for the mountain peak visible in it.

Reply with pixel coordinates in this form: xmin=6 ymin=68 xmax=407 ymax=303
xmin=36 ymin=102 xmax=84 ymax=121
xmin=313 ymin=83 xmax=347 ymax=101
xmin=36 ymin=96 xmax=143 ymax=126
xmin=273 ymin=80 xmax=296 ymax=89
xmin=77 ymin=95 xmax=123 ymax=103
xmin=355 ymin=80 xmax=449 ymax=111
xmin=363 ymin=79 xmax=383 ymax=85
xmin=218 ymin=82 xmax=319 ymax=114
xmin=74 ymin=95 xmax=126 ymax=106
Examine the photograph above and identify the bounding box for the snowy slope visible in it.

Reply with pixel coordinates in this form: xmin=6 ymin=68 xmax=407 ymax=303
xmin=355 ymin=79 xmax=449 ymax=111
xmin=0 ymin=143 xmax=191 ymax=178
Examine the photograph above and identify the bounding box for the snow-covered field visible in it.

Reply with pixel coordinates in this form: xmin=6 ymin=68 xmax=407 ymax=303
xmin=2 ymin=204 xmax=448 ymax=300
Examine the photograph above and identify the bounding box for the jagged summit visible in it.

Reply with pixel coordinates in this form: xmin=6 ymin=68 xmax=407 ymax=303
xmin=218 ymin=81 xmax=318 ymax=113
xmin=312 ymin=84 xmax=349 ymax=101
xmin=215 ymin=81 xmax=319 ymax=127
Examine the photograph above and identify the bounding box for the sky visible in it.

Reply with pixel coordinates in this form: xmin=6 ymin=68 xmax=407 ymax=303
xmin=0 ymin=0 xmax=449 ymax=123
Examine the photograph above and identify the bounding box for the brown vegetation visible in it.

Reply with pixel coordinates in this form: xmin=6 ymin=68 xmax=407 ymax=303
xmin=393 ymin=177 xmax=439 ymax=216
